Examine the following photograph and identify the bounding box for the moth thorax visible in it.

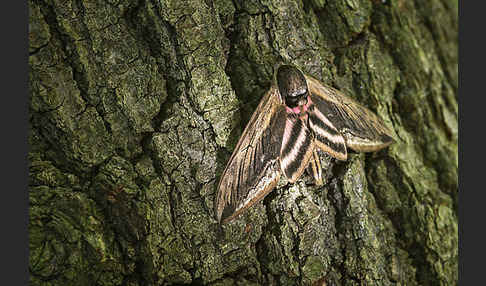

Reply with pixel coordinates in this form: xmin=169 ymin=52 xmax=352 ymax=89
xmin=276 ymin=65 xmax=309 ymax=108
xmin=286 ymin=88 xmax=308 ymax=108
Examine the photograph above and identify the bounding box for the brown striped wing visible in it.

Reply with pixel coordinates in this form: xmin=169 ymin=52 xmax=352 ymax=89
xmin=307 ymin=103 xmax=347 ymax=161
xmin=215 ymin=86 xmax=287 ymax=223
xmin=279 ymin=114 xmax=316 ymax=183
xmin=305 ymin=75 xmax=395 ymax=152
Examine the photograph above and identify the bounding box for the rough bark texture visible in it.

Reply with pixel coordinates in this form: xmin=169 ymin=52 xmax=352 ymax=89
xmin=29 ymin=0 xmax=458 ymax=285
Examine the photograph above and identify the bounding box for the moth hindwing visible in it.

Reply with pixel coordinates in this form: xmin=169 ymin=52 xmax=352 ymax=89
xmin=215 ymin=65 xmax=394 ymax=224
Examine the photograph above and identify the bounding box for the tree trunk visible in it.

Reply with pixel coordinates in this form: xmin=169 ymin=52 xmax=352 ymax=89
xmin=28 ymin=0 xmax=458 ymax=285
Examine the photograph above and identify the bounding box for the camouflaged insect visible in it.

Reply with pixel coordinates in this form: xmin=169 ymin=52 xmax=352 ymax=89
xmin=215 ymin=65 xmax=394 ymax=223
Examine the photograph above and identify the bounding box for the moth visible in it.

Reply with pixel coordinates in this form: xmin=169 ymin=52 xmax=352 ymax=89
xmin=215 ymin=65 xmax=394 ymax=224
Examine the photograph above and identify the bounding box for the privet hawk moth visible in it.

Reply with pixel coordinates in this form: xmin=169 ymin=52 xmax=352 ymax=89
xmin=215 ymin=65 xmax=394 ymax=224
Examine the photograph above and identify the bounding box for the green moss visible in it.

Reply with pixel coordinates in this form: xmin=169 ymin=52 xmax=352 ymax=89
xmin=302 ymin=256 xmax=326 ymax=282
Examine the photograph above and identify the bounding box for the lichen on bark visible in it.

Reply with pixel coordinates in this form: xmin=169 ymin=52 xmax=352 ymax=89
xmin=29 ymin=0 xmax=457 ymax=285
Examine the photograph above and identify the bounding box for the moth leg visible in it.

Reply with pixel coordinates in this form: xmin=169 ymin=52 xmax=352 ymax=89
xmin=306 ymin=147 xmax=323 ymax=186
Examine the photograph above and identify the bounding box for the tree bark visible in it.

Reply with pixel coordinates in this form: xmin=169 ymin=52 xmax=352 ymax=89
xmin=29 ymin=0 xmax=458 ymax=285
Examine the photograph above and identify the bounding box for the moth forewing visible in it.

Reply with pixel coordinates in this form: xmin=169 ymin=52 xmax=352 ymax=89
xmin=215 ymin=87 xmax=286 ymax=223
xmin=220 ymin=161 xmax=281 ymax=224
xmin=305 ymin=75 xmax=395 ymax=152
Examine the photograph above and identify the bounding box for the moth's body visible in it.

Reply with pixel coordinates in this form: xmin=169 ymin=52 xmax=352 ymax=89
xmin=215 ymin=65 xmax=394 ymax=224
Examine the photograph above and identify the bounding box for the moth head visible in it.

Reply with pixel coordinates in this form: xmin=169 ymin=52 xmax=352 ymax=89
xmin=276 ymin=65 xmax=309 ymax=108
